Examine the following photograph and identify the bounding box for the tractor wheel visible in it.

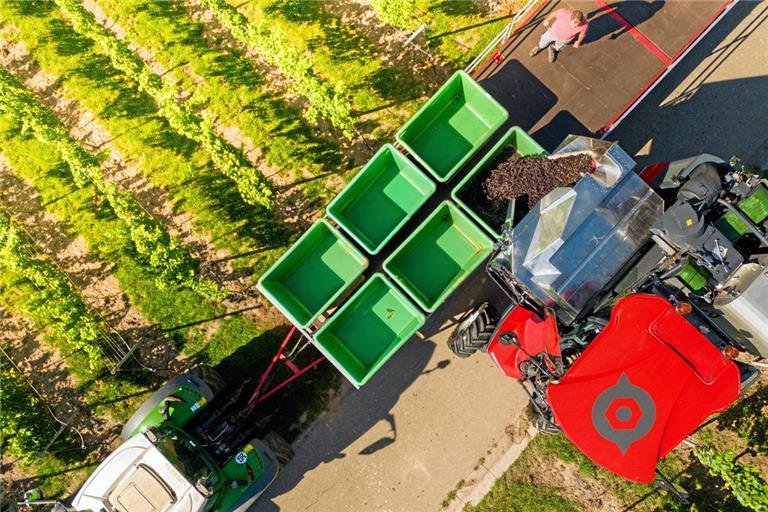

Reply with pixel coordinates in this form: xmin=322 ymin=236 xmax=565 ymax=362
xmin=264 ymin=431 xmax=294 ymax=467
xmin=447 ymin=303 xmax=497 ymax=358
xmin=190 ymin=365 xmax=226 ymax=396
xmin=526 ymin=404 xmax=561 ymax=435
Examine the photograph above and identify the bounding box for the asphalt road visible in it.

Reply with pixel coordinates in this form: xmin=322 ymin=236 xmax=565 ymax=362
xmin=254 ymin=266 xmax=528 ymax=512
xmin=253 ymin=3 xmax=768 ymax=511
xmin=608 ymin=1 xmax=768 ymax=169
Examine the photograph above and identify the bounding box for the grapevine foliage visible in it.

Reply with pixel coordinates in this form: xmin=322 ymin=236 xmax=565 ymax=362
xmin=371 ymin=0 xmax=419 ymax=30
xmin=199 ymin=0 xmax=357 ymax=139
xmin=0 ymin=363 xmax=62 ymax=460
xmin=0 ymin=214 xmax=105 ymax=369
xmin=695 ymin=446 xmax=768 ymax=511
xmin=54 ymin=0 xmax=274 ymax=209
xmin=0 ymin=69 xmax=224 ymax=300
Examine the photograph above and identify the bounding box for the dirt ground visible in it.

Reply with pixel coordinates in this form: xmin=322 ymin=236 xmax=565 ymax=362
xmin=0 ymin=313 xmax=122 ymax=502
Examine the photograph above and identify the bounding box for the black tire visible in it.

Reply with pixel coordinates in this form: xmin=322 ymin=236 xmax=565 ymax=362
xmin=190 ymin=364 xmax=226 ymax=396
xmin=447 ymin=303 xmax=497 ymax=358
xmin=121 ymin=373 xmax=213 ymax=441
xmin=264 ymin=431 xmax=293 ymax=467
xmin=526 ymin=403 xmax=561 ymax=435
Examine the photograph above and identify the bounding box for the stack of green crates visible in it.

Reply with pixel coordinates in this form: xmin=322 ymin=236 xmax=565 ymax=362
xmin=258 ymin=71 xmax=524 ymax=387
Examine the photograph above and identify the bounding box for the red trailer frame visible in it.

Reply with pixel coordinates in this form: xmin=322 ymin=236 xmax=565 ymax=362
xmin=467 ymin=0 xmax=737 ymax=142
xmin=247 ymin=327 xmax=325 ymax=406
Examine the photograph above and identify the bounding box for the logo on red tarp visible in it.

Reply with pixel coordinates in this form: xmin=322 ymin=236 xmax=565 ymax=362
xmin=592 ymin=373 xmax=656 ymax=454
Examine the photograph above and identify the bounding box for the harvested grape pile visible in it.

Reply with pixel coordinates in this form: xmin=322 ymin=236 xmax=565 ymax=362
xmin=456 ymin=148 xmax=517 ymax=231
xmin=483 ymin=153 xmax=593 ymax=206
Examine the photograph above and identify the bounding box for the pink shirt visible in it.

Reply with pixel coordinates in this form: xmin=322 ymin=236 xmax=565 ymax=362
xmin=549 ymin=7 xmax=589 ymax=41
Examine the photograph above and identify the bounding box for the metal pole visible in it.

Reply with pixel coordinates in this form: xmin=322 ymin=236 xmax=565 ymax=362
xmin=465 ymin=0 xmax=544 ymax=75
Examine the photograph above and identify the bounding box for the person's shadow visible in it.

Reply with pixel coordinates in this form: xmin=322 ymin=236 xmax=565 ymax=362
xmin=583 ymin=0 xmax=665 ymax=45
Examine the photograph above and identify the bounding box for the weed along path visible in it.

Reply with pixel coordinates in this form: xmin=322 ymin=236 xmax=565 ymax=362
xmin=253 ymin=274 xmax=529 ymax=512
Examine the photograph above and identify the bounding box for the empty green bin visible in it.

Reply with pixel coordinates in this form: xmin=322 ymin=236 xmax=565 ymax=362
xmin=257 ymin=220 xmax=368 ymax=328
xmin=314 ymin=273 xmax=425 ymax=387
xmin=384 ymin=201 xmax=493 ymax=312
xmin=452 ymin=126 xmax=547 ymax=239
xmin=396 ymin=70 xmax=508 ymax=183
xmin=327 ymin=144 xmax=436 ymax=255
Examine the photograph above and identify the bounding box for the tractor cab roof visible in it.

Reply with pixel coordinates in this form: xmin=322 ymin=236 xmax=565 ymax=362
xmin=71 ymin=432 xmax=207 ymax=512
xmin=107 ymin=462 xmax=178 ymax=511
xmin=547 ymin=294 xmax=740 ymax=483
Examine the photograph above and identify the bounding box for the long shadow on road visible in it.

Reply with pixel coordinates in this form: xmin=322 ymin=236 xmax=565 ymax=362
xmin=253 ymin=265 xmax=509 ymax=511
xmin=609 ymin=2 xmax=768 ymax=168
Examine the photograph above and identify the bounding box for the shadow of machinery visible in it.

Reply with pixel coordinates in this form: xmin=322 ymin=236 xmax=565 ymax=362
xmin=614 ymin=74 xmax=768 ymax=169
xmin=251 ymin=261 xmax=509 ymax=511
xmin=204 ymin=325 xmax=345 ymax=444
xmin=608 ymin=1 xmax=768 ymax=168
xmin=250 ymin=339 xmax=436 ymax=511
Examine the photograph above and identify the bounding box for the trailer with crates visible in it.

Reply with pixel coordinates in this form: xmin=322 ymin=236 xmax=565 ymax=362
xmin=21 ymin=1 xmax=766 ymax=509
xmin=256 ymin=67 xmax=768 ymax=501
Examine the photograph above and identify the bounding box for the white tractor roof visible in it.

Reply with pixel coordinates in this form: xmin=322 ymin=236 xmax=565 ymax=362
xmin=71 ymin=433 xmax=206 ymax=512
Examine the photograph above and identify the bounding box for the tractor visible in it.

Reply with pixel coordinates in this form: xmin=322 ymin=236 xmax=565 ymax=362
xmin=73 ymin=364 xmax=294 ymax=512
xmin=447 ymin=135 xmax=766 ymax=493
xmin=20 ymin=358 xmax=301 ymax=512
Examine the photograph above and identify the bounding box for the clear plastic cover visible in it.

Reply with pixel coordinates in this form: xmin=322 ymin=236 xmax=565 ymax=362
xmin=503 ymin=136 xmax=663 ymax=324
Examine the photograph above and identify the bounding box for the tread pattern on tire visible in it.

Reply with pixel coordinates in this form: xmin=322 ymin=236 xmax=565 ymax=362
xmin=264 ymin=431 xmax=294 ymax=466
xmin=447 ymin=303 xmax=497 ymax=358
xmin=190 ymin=364 xmax=226 ymax=396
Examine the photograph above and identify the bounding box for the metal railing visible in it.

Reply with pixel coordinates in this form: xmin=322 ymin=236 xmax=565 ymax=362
xmin=465 ymin=0 xmax=545 ymax=76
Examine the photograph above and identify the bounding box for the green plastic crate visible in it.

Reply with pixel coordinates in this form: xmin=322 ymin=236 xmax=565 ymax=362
xmin=384 ymin=201 xmax=493 ymax=312
xmin=327 ymin=144 xmax=436 ymax=255
xmin=314 ymin=273 xmax=425 ymax=387
xmin=452 ymin=126 xmax=547 ymax=239
xmin=396 ymin=71 xmax=508 ymax=183
xmin=257 ymin=220 xmax=368 ymax=328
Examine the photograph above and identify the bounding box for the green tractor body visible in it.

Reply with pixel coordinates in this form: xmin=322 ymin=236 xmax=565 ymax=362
xmin=70 ymin=369 xmax=282 ymax=512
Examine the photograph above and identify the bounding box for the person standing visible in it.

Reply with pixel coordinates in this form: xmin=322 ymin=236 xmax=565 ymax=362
xmin=529 ymin=7 xmax=589 ymax=63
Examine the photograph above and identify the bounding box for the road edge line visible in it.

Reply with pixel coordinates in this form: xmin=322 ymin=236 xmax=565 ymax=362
xmin=446 ymin=423 xmax=539 ymax=511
